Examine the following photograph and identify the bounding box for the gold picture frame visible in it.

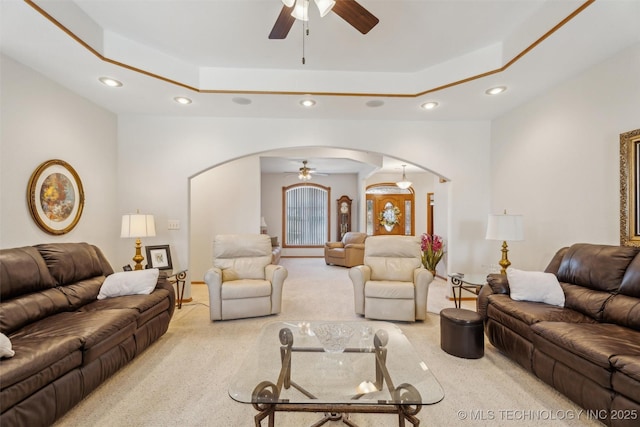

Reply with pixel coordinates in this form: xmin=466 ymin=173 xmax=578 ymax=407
xmin=27 ymin=159 xmax=85 ymax=235
xmin=620 ymin=128 xmax=640 ymax=246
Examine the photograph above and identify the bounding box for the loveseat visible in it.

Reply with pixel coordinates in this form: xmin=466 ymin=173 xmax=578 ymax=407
xmin=0 ymin=242 xmax=175 ymax=427
xmin=324 ymin=231 xmax=367 ymax=267
xmin=478 ymin=243 xmax=640 ymax=426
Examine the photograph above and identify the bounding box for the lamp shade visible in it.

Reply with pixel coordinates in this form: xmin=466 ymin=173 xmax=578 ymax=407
xmin=486 ymin=213 xmax=524 ymax=241
xmin=121 ymin=214 xmax=156 ymax=238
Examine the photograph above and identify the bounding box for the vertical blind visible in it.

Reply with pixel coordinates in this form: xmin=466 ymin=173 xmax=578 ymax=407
xmin=285 ymin=185 xmax=328 ymax=246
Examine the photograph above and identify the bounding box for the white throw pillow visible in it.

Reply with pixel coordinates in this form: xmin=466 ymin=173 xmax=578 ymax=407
xmin=506 ymin=268 xmax=565 ymax=307
xmin=97 ymin=268 xmax=159 ymax=300
xmin=0 ymin=332 xmax=15 ymax=358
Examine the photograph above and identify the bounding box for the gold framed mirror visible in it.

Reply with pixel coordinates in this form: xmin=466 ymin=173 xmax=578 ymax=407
xmin=620 ymin=128 xmax=640 ymax=246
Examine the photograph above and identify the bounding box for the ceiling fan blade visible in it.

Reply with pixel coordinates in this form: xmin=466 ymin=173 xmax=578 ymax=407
xmin=269 ymin=5 xmax=296 ymax=39
xmin=331 ymin=0 xmax=379 ymax=34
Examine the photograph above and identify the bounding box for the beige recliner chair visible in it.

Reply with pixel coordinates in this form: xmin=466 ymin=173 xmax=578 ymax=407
xmin=324 ymin=232 xmax=367 ymax=267
xmin=349 ymin=235 xmax=434 ymax=322
xmin=204 ymin=234 xmax=288 ymax=321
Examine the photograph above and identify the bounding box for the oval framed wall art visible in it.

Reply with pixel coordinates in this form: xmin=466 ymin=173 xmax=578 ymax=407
xmin=27 ymin=159 xmax=85 ymax=235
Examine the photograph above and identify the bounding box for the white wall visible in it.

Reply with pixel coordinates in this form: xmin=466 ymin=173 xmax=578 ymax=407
xmin=0 ymin=56 xmax=119 ymax=261
xmin=5 ymin=42 xmax=635 ymax=289
xmin=190 ymin=156 xmax=261 ymax=281
xmin=116 ymin=116 xmax=493 ymax=289
xmin=261 ymin=170 xmax=359 ymax=258
xmin=491 ymin=43 xmax=640 ymax=270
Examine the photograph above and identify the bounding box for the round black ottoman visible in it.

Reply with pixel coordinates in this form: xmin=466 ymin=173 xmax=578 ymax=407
xmin=440 ymin=308 xmax=484 ymax=359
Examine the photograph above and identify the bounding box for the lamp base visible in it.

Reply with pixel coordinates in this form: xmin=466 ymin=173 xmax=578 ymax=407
xmin=132 ymin=238 xmax=145 ymax=270
xmin=498 ymin=240 xmax=511 ymax=275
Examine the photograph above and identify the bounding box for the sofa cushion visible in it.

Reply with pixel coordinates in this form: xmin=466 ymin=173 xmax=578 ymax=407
xmin=0 ymin=333 xmax=83 ymax=389
xmin=0 ymin=246 xmax=55 ymax=300
xmin=81 ymin=288 xmax=171 ymax=328
xmin=486 ymin=294 xmax=593 ymax=340
xmin=97 ymin=269 xmax=159 ymax=300
xmin=532 ymin=322 xmax=640 ymax=370
xmin=506 ymin=268 xmax=564 ymax=307
xmin=561 ymin=282 xmax=613 ymax=321
xmin=532 ymin=322 xmax=640 ymax=389
xmin=0 ymin=287 xmax=70 ymax=335
xmin=556 ymin=243 xmax=638 ymax=292
xmin=36 ymin=243 xmax=105 ymax=285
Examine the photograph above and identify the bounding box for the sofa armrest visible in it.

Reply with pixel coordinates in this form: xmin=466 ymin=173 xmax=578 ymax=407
xmin=155 ymin=274 xmax=176 ymax=318
xmin=487 ymin=273 xmax=510 ymax=294
xmin=344 ymin=243 xmax=365 ymax=250
xmin=325 ymin=242 xmax=344 ymax=249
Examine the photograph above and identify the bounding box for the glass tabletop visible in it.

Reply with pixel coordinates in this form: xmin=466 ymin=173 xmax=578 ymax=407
xmin=229 ymin=320 xmax=444 ymax=406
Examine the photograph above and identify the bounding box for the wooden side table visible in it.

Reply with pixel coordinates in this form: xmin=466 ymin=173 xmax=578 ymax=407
xmin=166 ymin=270 xmax=188 ymax=309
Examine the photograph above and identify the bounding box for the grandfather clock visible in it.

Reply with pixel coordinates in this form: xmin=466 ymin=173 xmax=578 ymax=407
xmin=337 ymin=195 xmax=352 ymax=240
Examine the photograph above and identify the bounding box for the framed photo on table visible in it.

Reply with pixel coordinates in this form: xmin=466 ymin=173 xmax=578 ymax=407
xmin=145 ymin=245 xmax=173 ymax=270
xmin=27 ymin=159 xmax=85 ymax=235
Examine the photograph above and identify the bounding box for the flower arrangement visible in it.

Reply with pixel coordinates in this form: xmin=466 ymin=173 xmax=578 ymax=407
xmin=378 ymin=206 xmax=401 ymax=227
xmin=420 ymin=233 xmax=445 ymax=272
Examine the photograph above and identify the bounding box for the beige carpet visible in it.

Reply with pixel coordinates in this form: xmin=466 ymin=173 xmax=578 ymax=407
xmin=54 ymin=258 xmax=602 ymax=427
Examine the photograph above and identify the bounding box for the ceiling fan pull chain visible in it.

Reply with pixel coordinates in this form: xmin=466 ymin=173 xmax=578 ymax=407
xmin=302 ymin=17 xmax=307 ymax=65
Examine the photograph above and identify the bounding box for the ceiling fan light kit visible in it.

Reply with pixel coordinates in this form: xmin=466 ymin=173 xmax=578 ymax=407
xmin=270 ymin=0 xmax=379 ymax=40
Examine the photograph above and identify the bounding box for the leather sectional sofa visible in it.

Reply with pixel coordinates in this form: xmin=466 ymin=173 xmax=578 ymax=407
xmin=478 ymin=243 xmax=640 ymax=427
xmin=0 ymin=243 xmax=175 ymax=427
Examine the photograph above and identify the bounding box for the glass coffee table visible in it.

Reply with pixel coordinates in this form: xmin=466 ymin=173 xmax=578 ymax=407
xmin=229 ymin=320 xmax=444 ymax=426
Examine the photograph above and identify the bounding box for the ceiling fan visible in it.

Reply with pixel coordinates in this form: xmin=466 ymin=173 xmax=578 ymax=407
xmin=269 ymin=0 xmax=379 ymax=40
xmin=286 ymin=160 xmax=328 ymax=181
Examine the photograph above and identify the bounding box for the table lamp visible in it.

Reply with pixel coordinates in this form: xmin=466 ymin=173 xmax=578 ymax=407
xmin=121 ymin=211 xmax=156 ymax=270
xmin=486 ymin=210 xmax=524 ymax=274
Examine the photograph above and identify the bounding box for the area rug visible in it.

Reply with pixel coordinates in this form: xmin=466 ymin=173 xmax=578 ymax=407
xmin=54 ymin=258 xmax=602 ymax=426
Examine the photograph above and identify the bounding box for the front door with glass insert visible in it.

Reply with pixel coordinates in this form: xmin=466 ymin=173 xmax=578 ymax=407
xmin=366 ymin=185 xmax=414 ymax=236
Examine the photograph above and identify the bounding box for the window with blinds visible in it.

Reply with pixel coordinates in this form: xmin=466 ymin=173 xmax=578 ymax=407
xmin=284 ymin=183 xmax=330 ymax=247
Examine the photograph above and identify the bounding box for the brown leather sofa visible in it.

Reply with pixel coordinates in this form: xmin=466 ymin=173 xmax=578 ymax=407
xmin=478 ymin=243 xmax=640 ymax=427
xmin=0 ymin=243 xmax=175 ymax=427
xmin=324 ymin=232 xmax=367 ymax=267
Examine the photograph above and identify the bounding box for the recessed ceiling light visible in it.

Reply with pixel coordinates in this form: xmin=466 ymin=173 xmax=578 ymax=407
xmin=98 ymin=77 xmax=122 ymax=87
xmin=300 ymin=99 xmax=316 ymax=108
xmin=366 ymin=100 xmax=384 ymax=108
xmin=174 ymin=96 xmax=192 ymax=105
xmin=232 ymin=97 xmax=252 ymax=105
xmin=420 ymin=101 xmax=439 ymax=110
xmin=485 ymin=86 xmax=507 ymax=95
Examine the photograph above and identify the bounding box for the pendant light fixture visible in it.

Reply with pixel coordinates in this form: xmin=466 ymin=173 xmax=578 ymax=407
xmin=396 ymin=165 xmax=412 ymax=189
